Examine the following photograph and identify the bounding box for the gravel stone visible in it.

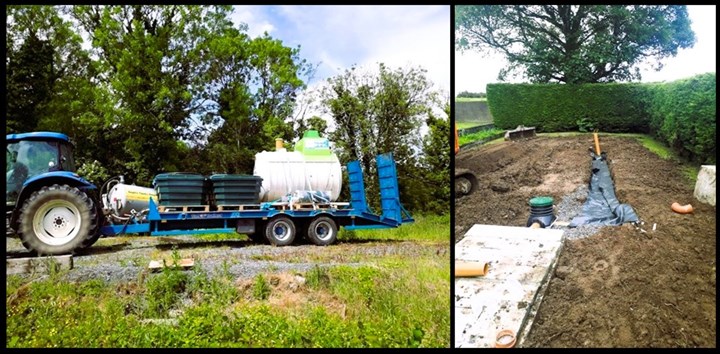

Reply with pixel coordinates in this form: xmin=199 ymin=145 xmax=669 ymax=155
xmin=552 ymin=184 xmax=605 ymax=240
xmin=6 ymin=236 xmax=443 ymax=284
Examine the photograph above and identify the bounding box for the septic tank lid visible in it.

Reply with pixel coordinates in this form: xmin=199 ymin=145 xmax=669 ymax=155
xmin=303 ymin=130 xmax=320 ymax=138
xmin=529 ymin=196 xmax=554 ymax=207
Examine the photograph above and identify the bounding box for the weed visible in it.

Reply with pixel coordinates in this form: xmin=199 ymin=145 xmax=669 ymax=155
xmin=305 ymin=265 xmax=330 ymax=289
xmin=143 ymin=266 xmax=188 ymax=317
xmin=252 ymin=274 xmax=271 ymax=300
xmin=250 ymin=254 xmax=274 ymax=261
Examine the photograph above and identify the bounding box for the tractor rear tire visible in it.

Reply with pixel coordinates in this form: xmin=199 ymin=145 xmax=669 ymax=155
xmin=80 ymin=205 xmax=103 ymax=249
xmin=18 ymin=184 xmax=98 ymax=255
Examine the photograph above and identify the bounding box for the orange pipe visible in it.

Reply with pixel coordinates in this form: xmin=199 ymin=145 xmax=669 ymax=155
xmin=495 ymin=329 xmax=517 ymax=348
xmin=454 ymin=124 xmax=460 ymax=154
xmin=455 ymin=261 xmax=489 ymax=277
xmin=593 ymin=132 xmax=601 ymax=155
xmin=671 ymin=202 xmax=693 ymax=214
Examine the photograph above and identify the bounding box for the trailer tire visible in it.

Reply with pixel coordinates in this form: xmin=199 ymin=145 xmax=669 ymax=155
xmin=246 ymin=220 xmax=268 ymax=244
xmin=18 ymin=184 xmax=98 ymax=255
xmin=307 ymin=216 xmax=337 ymax=246
xmin=265 ymin=216 xmax=296 ymax=246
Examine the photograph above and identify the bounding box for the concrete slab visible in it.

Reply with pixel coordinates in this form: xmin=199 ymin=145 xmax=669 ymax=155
xmin=455 ymin=224 xmax=564 ymax=348
xmin=694 ymin=165 xmax=715 ymax=206
xmin=6 ymin=255 xmax=73 ymax=275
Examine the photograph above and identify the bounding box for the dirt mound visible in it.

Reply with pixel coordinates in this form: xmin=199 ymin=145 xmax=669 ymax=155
xmin=455 ymin=135 xmax=716 ymax=348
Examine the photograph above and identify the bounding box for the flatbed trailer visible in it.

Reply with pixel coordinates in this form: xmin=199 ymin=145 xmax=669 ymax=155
xmin=99 ymin=153 xmax=414 ymax=246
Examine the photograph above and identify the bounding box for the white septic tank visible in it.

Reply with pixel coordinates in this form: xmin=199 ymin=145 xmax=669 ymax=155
xmin=253 ymin=130 xmax=342 ymax=202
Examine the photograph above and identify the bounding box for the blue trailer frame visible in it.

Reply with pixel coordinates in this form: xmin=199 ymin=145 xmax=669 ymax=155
xmin=99 ymin=153 xmax=414 ymax=238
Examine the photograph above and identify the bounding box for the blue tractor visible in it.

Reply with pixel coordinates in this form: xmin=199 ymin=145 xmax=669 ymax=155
xmin=6 ymin=132 xmax=102 ymax=255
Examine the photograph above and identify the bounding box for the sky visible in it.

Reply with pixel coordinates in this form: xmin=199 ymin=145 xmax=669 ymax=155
xmin=230 ymin=5 xmax=450 ymax=123
xmin=232 ymin=5 xmax=450 ymax=92
xmin=454 ymin=5 xmax=717 ymax=95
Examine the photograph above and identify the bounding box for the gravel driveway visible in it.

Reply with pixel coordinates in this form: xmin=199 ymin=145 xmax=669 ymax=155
xmin=7 ymin=235 xmax=447 ymax=284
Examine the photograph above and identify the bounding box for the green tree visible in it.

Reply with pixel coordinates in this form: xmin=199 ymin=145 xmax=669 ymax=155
xmin=456 ymin=91 xmax=485 ymax=99
xmin=320 ymin=63 xmax=440 ymax=213
xmin=418 ymin=104 xmax=450 ymax=215
xmin=6 ymin=5 xmax=93 ymax=135
xmin=6 ymin=5 xmax=116 ymax=179
xmin=71 ymin=5 xmax=236 ymax=184
xmin=202 ymin=33 xmax=312 ymax=174
xmin=456 ymin=5 xmax=695 ymax=83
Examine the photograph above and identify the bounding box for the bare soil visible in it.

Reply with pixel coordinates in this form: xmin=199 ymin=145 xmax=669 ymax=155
xmin=455 ymin=135 xmax=716 ymax=348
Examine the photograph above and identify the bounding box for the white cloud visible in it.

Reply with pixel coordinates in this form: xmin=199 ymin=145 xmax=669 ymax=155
xmin=262 ymin=6 xmax=449 ymax=93
xmin=637 ymin=5 xmax=716 ymax=83
xmin=231 ymin=6 xmax=275 ymax=38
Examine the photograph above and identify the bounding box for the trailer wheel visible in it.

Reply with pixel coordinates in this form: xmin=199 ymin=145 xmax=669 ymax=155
xmin=265 ymin=216 xmax=296 ymax=246
xmin=18 ymin=184 xmax=98 ymax=255
xmin=247 ymin=220 xmax=268 ymax=244
xmin=307 ymin=216 xmax=337 ymax=246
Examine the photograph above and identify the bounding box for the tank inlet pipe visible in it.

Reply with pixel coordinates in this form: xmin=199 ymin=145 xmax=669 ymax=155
xmin=455 ymin=261 xmax=490 ymax=277
xmin=671 ymin=202 xmax=693 ymax=214
xmin=593 ymin=131 xmax=601 ymax=155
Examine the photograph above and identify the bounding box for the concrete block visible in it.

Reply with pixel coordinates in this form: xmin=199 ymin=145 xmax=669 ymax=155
xmin=694 ymin=165 xmax=716 ymax=206
xmin=6 ymin=255 xmax=73 ymax=275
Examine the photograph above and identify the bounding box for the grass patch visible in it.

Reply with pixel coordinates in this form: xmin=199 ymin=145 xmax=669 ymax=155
xmin=6 ymin=250 xmax=449 ymax=348
xmin=681 ymin=165 xmax=699 ymax=186
xmin=635 ymin=135 xmax=673 ymax=160
xmin=189 ymin=233 xmax=246 ymax=242
xmin=455 ymin=97 xmax=487 ymax=102
xmin=338 ymin=213 xmax=449 ymax=243
xmin=456 ymin=121 xmax=492 ymax=130
xmin=458 ymin=128 xmax=504 ymax=146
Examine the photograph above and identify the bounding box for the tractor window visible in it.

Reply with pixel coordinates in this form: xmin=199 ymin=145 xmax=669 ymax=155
xmin=59 ymin=143 xmax=76 ymax=172
xmin=6 ymin=142 xmax=27 ymax=204
xmin=15 ymin=140 xmax=60 ymax=179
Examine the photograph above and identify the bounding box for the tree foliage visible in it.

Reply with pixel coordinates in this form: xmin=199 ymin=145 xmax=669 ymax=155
xmin=6 ymin=6 xmax=448 ymax=215
xmin=320 ymin=63 xmax=444 ymax=213
xmin=456 ymin=5 xmax=695 ymax=83
xmin=456 ymin=91 xmax=485 ymax=98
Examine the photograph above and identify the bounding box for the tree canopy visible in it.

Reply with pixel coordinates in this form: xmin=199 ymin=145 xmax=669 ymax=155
xmin=6 ymin=5 xmax=449 ymax=215
xmin=456 ymin=5 xmax=696 ymax=84
xmin=319 ymin=63 xmax=446 ymax=213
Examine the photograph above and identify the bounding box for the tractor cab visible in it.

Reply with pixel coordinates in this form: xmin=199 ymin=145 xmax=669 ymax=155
xmin=6 ymin=132 xmax=77 ymax=205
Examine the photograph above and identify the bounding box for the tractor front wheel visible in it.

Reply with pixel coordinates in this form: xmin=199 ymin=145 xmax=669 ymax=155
xmin=18 ymin=184 xmax=98 ymax=255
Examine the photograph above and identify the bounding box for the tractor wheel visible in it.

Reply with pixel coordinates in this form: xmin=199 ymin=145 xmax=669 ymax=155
xmin=80 ymin=205 xmax=103 ymax=249
xmin=18 ymin=184 xmax=98 ymax=255
xmin=306 ymin=216 xmax=338 ymax=246
xmin=264 ymin=216 xmax=296 ymax=246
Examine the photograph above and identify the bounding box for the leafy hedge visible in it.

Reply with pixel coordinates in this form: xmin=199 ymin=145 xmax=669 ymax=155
xmin=487 ymin=73 xmax=716 ymax=163
xmin=486 ymin=83 xmax=649 ymax=133
xmin=644 ymin=73 xmax=716 ymax=164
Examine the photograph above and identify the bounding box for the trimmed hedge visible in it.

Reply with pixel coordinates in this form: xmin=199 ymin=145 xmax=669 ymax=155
xmin=487 ymin=73 xmax=716 ymax=163
xmin=644 ymin=73 xmax=716 ymax=164
xmin=487 ymin=83 xmax=649 ymax=133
